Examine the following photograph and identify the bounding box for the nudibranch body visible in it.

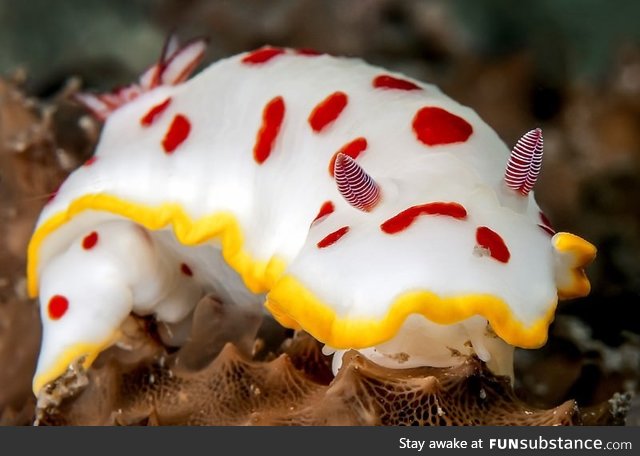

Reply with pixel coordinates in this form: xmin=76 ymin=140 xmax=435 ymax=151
xmin=28 ymin=42 xmax=596 ymax=394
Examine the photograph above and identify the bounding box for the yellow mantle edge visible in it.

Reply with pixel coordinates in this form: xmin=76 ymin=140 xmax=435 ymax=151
xmin=553 ymin=232 xmax=597 ymax=299
xmin=27 ymin=193 xmax=286 ymax=298
xmin=266 ymin=275 xmax=557 ymax=350
xmin=28 ymin=192 xmax=571 ymax=384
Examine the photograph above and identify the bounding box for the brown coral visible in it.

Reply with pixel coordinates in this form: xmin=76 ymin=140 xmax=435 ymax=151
xmin=36 ymin=328 xmax=607 ymax=426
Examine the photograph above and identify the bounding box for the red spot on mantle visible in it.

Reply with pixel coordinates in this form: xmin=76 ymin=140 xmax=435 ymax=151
xmin=180 ymin=263 xmax=193 ymax=277
xmin=329 ymin=137 xmax=367 ymax=176
xmin=82 ymin=231 xmax=99 ymax=250
xmin=381 ymin=202 xmax=468 ymax=234
xmin=140 ymin=97 xmax=172 ymax=127
xmin=295 ymin=48 xmax=322 ymax=56
xmin=254 ymin=96 xmax=286 ymax=164
xmin=162 ymin=114 xmax=191 ymax=153
xmin=242 ymin=47 xmax=286 ymax=65
xmin=48 ymin=295 xmax=69 ymax=320
xmin=308 ymin=91 xmax=348 ymax=133
xmin=412 ymin=107 xmax=473 ymax=146
xmin=373 ymin=75 xmax=421 ymax=91
xmin=312 ymin=201 xmax=335 ymax=224
xmin=476 ymin=226 xmax=510 ymax=263
xmin=83 ymin=156 xmax=98 ymax=167
xmin=317 ymin=226 xmax=350 ymax=249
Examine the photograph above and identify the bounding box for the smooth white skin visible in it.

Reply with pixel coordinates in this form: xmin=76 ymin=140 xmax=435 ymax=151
xmin=32 ymin=50 xmax=569 ymax=388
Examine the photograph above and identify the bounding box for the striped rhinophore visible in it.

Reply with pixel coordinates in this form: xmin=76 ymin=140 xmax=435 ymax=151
xmin=504 ymin=128 xmax=544 ymax=196
xmin=334 ymin=153 xmax=381 ymax=212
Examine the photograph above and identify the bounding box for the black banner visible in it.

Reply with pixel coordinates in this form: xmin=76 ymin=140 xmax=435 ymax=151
xmin=0 ymin=426 xmax=637 ymax=456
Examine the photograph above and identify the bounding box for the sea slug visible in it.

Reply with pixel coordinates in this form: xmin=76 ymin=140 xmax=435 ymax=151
xmin=27 ymin=38 xmax=596 ymax=394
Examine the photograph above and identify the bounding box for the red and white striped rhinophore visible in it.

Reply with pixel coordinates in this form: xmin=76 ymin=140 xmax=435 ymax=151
xmin=334 ymin=153 xmax=381 ymax=212
xmin=504 ymin=128 xmax=544 ymax=196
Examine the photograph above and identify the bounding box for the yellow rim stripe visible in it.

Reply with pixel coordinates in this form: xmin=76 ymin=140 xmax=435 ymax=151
xmin=266 ymin=275 xmax=557 ymax=350
xmin=27 ymin=194 xmax=590 ymax=391
xmin=27 ymin=194 xmax=286 ymax=298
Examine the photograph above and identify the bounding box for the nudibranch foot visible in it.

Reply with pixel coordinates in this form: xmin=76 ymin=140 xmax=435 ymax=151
xmin=328 ymin=314 xmax=515 ymax=380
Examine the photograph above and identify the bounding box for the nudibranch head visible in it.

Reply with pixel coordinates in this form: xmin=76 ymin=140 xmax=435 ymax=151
xmin=28 ymin=43 xmax=596 ymax=393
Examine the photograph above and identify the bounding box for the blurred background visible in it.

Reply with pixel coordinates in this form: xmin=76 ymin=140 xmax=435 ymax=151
xmin=1 ymin=0 xmax=639 ymax=424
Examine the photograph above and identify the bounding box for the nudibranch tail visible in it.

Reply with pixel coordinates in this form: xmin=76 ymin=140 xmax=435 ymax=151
xmin=504 ymin=128 xmax=544 ymax=196
xmin=33 ymin=220 xmax=203 ymax=394
xmin=334 ymin=153 xmax=381 ymax=212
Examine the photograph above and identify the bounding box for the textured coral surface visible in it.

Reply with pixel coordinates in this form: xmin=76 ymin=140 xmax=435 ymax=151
xmin=36 ymin=329 xmax=613 ymax=426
